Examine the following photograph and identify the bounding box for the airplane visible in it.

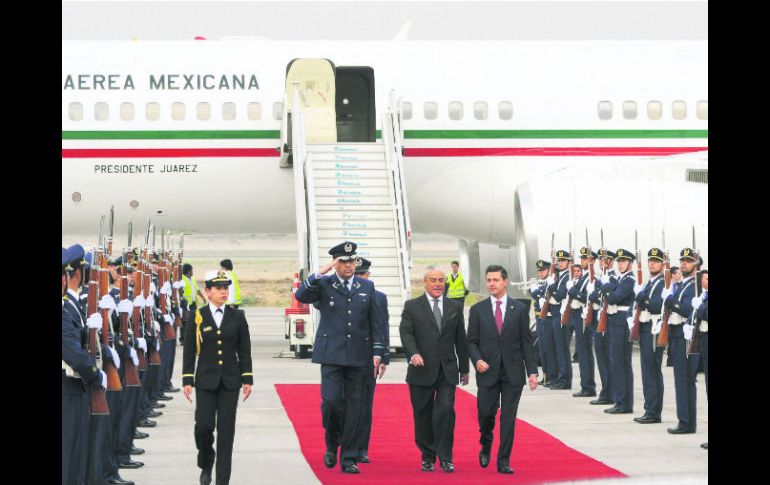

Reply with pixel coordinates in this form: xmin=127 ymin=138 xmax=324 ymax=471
xmin=62 ymin=38 xmax=708 ymax=302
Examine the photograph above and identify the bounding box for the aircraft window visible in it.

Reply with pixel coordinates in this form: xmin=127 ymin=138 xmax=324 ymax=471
xmin=424 ymin=102 xmax=438 ymax=120
xmin=474 ymin=101 xmax=488 ymax=120
xmin=248 ymin=102 xmax=262 ymax=121
xmin=95 ymin=102 xmax=109 ymax=121
xmin=449 ymin=101 xmax=463 ymax=120
xmin=597 ymin=101 xmax=612 ymax=120
xmin=672 ymin=100 xmax=687 ymax=120
xmin=146 ymin=102 xmax=160 ymax=121
xmin=120 ymin=102 xmax=134 ymax=121
xmin=647 ymin=101 xmax=662 ymax=120
xmin=197 ymin=102 xmax=211 ymax=121
xmin=401 ymin=101 xmax=413 ymax=120
xmin=68 ymin=102 xmax=83 ymax=121
xmin=171 ymin=102 xmax=186 ymax=121
xmin=696 ymin=100 xmax=708 ymax=120
xmin=72 ymin=192 xmax=82 ymax=203
xmin=498 ymin=101 xmax=513 ymax=120
xmin=623 ymin=101 xmax=637 ymax=120
xmin=223 ymin=102 xmax=236 ymax=121
xmin=273 ymin=102 xmax=283 ymax=120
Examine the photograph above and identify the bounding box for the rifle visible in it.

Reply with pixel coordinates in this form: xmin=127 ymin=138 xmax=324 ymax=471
xmin=560 ymin=232 xmax=574 ymax=326
xmin=99 ymin=247 xmax=122 ymax=391
xmin=597 ymin=229 xmax=609 ymax=334
xmin=120 ymin=245 xmax=142 ymax=386
xmin=172 ymin=241 xmax=183 ymax=329
xmin=540 ymin=233 xmax=556 ymax=318
xmin=656 ymin=245 xmax=672 ymax=348
xmin=159 ymin=229 xmax=176 ymax=340
xmin=87 ymin=248 xmax=110 ymax=415
xmin=630 ymin=230 xmax=643 ymax=342
xmin=688 ymin=227 xmax=701 ymax=355
xmin=584 ymin=228 xmax=596 ymax=330
xmin=144 ymin=228 xmax=162 ymax=366
xmin=128 ymin=220 xmax=148 ymax=371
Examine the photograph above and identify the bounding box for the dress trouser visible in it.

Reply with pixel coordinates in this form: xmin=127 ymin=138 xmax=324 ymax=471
xmin=588 ymin=310 xmax=613 ymax=401
xmin=639 ymin=321 xmax=664 ymax=419
xmin=669 ymin=325 xmax=698 ymax=431
xmin=356 ymin=373 xmax=377 ymax=457
xmin=195 ymin=381 xmax=240 ymax=484
xmin=571 ymin=309 xmax=596 ymax=393
xmin=62 ymin=386 xmax=90 ymax=485
xmin=608 ymin=315 xmax=633 ymax=411
xmin=320 ymin=364 xmax=369 ymax=467
xmin=408 ymin=366 xmax=457 ymax=462
xmin=476 ymin=374 xmax=524 ymax=467
xmin=535 ymin=317 xmax=548 ymax=378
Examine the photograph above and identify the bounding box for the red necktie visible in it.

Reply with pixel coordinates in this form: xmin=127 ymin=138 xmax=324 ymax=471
xmin=495 ymin=300 xmax=503 ymax=335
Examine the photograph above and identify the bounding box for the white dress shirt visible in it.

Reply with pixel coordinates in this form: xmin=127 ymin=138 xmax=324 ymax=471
xmin=490 ymin=294 xmax=508 ymax=321
xmin=425 ymin=293 xmax=444 ymax=316
xmin=209 ymin=303 xmax=225 ymax=328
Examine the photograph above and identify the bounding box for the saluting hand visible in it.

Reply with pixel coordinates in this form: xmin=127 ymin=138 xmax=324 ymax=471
xmin=242 ymin=384 xmax=252 ymax=402
xmin=183 ymin=385 xmax=193 ymax=403
xmin=475 ymin=360 xmax=490 ymax=373
xmin=319 ymin=257 xmax=340 ymax=275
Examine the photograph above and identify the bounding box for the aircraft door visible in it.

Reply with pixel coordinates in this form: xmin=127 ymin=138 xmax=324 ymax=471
xmin=285 ymin=58 xmax=338 ymax=144
xmin=335 ymin=67 xmax=375 ymax=142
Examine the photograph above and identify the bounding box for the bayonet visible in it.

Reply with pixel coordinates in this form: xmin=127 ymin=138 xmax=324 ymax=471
xmin=98 ymin=210 xmax=105 ymax=250
xmin=600 ymin=228 xmax=604 ymax=251
xmin=144 ymin=218 xmax=151 ymax=248
xmin=151 ymin=225 xmax=156 ymax=249
xmin=585 ymin=228 xmax=590 ymax=250
xmin=634 ymin=229 xmax=638 ymax=255
xmin=127 ymin=218 xmax=133 ymax=248
xmin=692 ymin=225 xmax=696 ymax=252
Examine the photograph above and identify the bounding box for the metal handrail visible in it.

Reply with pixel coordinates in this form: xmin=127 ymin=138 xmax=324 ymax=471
xmin=304 ymin=152 xmax=319 ymax=275
xmin=290 ymin=85 xmax=309 ymax=275
xmin=388 ymin=90 xmax=413 ymax=269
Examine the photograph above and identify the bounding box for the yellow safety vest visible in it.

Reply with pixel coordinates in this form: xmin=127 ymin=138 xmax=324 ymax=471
xmin=227 ymin=270 xmax=242 ymax=305
xmin=183 ymin=275 xmax=199 ymax=305
xmin=446 ymin=272 xmax=467 ymax=299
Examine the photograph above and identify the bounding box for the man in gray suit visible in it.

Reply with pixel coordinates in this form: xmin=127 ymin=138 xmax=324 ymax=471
xmin=467 ymin=265 xmax=538 ymax=475
xmin=400 ymin=267 xmax=469 ymax=473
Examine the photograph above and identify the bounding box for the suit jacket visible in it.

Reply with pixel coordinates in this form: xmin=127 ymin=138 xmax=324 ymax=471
xmin=182 ymin=305 xmax=253 ymax=391
xmin=400 ymin=295 xmax=469 ymax=386
xmin=467 ymin=296 xmax=538 ymax=387
xmin=374 ymin=290 xmax=390 ymax=365
xmin=295 ymin=273 xmax=387 ymax=367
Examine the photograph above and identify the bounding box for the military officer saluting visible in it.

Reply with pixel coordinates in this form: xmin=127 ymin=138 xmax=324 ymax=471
xmin=529 ymin=260 xmax=550 ymax=385
xmin=183 ymin=270 xmax=254 ymax=485
xmin=632 ymin=248 xmax=667 ymax=424
xmin=295 ymin=241 xmax=388 ymax=474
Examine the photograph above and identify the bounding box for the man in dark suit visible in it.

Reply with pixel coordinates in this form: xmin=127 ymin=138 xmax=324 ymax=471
xmin=183 ymin=270 xmax=253 ymax=485
xmin=352 ymin=258 xmax=390 ymax=464
xmin=295 ymin=241 xmax=388 ymax=474
xmin=400 ymin=267 xmax=469 ymax=473
xmin=467 ymin=265 xmax=538 ymax=475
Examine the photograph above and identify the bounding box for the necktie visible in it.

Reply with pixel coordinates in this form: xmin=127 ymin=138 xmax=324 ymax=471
xmin=495 ymin=300 xmax=503 ymax=335
xmin=343 ymin=279 xmax=350 ymax=293
xmin=432 ymin=299 xmax=442 ymax=331
xmin=216 ymin=308 xmax=223 ymax=314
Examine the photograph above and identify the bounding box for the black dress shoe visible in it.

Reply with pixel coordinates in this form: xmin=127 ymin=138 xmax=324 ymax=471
xmin=439 ymin=460 xmax=454 ymax=473
xmin=137 ymin=418 xmax=157 ymax=427
xmin=152 ymin=402 xmax=166 ymax=409
xmin=543 ymin=381 xmax=553 ymax=387
xmin=200 ymin=467 xmax=212 ymax=485
xmin=590 ymin=398 xmax=614 ymax=405
xmin=604 ymin=406 xmax=632 ymax=414
xmin=341 ymin=463 xmax=360 ymax=474
xmin=667 ymin=426 xmax=695 ymax=434
xmin=538 ymin=379 xmax=546 ymax=385
xmin=634 ymin=415 xmax=661 ymax=424
xmin=156 ymin=394 xmax=173 ymax=401
xmin=104 ymin=477 xmax=134 ymax=485
xmin=164 ymin=386 xmax=180 ymax=393
xmin=572 ymin=352 xmax=579 ymax=363
xmin=550 ymin=382 xmax=568 ymax=390
xmin=323 ymin=451 xmax=337 ymax=469
xmin=421 ymin=460 xmax=434 ymax=472
xmin=497 ymin=465 xmax=515 ymax=474
xmin=147 ymin=410 xmax=163 ymax=418
xmin=572 ymin=390 xmax=597 ymax=397
xmin=356 ymin=456 xmax=370 ymax=463
xmin=701 ymin=442 xmax=708 ymax=449
xmin=129 ymin=446 xmax=145 ymax=455
xmin=118 ymin=460 xmax=144 ymax=469
xmin=133 ymin=430 xmax=149 ymax=439
xmin=479 ymin=450 xmax=490 ymax=468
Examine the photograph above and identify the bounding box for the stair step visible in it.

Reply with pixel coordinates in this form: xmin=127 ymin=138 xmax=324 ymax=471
xmin=317 ymin=219 xmax=398 ymax=230
xmin=317 ymin=239 xmax=399 ymax=249
xmin=317 ymin=229 xmax=397 ymax=239
xmin=309 ymin=152 xmax=386 ymax=161
xmin=316 ymin=204 xmax=393 ymax=212
xmin=313 ymin=161 xmax=387 ymax=171
xmin=316 ymin=210 xmax=395 ymax=221
xmin=314 ymin=178 xmax=389 ymax=188
xmin=314 ymin=187 xmax=390 ymax=197
xmin=307 ymin=143 xmax=383 ymax=153
xmin=315 ymin=196 xmax=392 ymax=206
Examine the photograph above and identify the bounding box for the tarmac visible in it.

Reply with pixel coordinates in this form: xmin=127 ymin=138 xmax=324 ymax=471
xmin=121 ymin=307 xmax=708 ymax=484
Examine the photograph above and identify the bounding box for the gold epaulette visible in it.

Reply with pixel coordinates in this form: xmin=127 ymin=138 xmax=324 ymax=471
xmin=195 ymin=308 xmax=203 ymax=356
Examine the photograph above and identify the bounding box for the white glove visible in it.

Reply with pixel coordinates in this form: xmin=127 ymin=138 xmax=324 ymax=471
xmin=155 ymin=338 xmax=160 ymax=351
xmin=173 ymin=280 xmax=186 ymax=289
xmin=538 ymin=298 xmax=545 ymax=309
xmin=108 ymin=346 xmax=121 ymax=369
xmin=86 ymin=313 xmax=103 ymax=330
xmin=99 ymin=370 xmax=107 ymax=389
xmin=133 ymin=295 xmax=146 ymax=307
xmin=546 ymin=274 xmax=555 ymax=285
xmin=150 ymin=281 xmax=157 ymax=294
xmin=633 ymin=283 xmax=643 ymax=296
xmin=661 ymin=287 xmax=673 ymax=300
xmin=651 ymin=320 xmax=662 ymax=335
xmin=600 ymin=274 xmax=610 ymax=285
xmin=175 ymin=306 xmax=182 ymax=318
xmin=626 ymin=316 xmax=635 ymax=330
xmin=160 ymin=281 xmax=172 ymax=295
xmin=129 ymin=347 xmax=139 ymax=366
xmin=145 ymin=297 xmax=154 ymax=308
xmin=587 ymin=281 xmax=595 ymax=294
xmin=691 ymin=296 xmax=703 ymax=309
xmin=683 ymin=323 xmax=694 ymax=340
xmin=163 ymin=314 xmax=173 ymax=324
xmin=118 ymin=299 xmax=133 ymax=314
xmin=98 ymin=295 xmax=117 ymax=315
xmin=136 ymin=338 xmax=148 ymax=353
xmin=153 ymin=321 xmax=161 ymax=333
xmin=566 ymin=280 xmax=574 ymax=290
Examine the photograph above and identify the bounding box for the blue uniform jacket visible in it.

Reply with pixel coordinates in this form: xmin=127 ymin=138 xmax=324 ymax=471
xmin=546 ymin=270 xmax=569 ymax=316
xmin=296 ymin=273 xmax=387 ymax=367
xmin=62 ymin=300 xmax=101 ymax=392
xmin=634 ymin=274 xmax=665 ymax=316
xmin=665 ymin=276 xmax=696 ymax=318
xmin=604 ymin=271 xmax=635 ymax=307
xmin=529 ymin=282 xmax=546 ymax=315
xmin=374 ymin=290 xmax=390 ymax=365
xmin=570 ymin=272 xmax=591 ymax=304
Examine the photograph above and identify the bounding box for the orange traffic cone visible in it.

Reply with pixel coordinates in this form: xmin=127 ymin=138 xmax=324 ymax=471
xmin=285 ymin=272 xmax=309 ymax=315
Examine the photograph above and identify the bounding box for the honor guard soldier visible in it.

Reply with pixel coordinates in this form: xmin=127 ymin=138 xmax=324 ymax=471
xmin=183 ymin=270 xmax=254 ymax=485
xmin=632 ymin=248 xmax=667 ymax=424
xmin=352 ymin=258 xmax=390 ymax=464
xmin=544 ymin=250 xmax=572 ymax=390
xmin=600 ymin=248 xmax=635 ymax=414
xmin=662 ymin=248 xmax=699 ymax=434
xmin=529 ymin=260 xmax=550 ymax=385
xmin=295 ymin=241 xmax=388 ymax=474
xmin=62 ymin=245 xmax=105 ymax=485
xmin=692 ymin=270 xmax=708 ymax=449
xmin=587 ymin=249 xmax=615 ymax=406
xmin=570 ymin=248 xmax=597 ymax=397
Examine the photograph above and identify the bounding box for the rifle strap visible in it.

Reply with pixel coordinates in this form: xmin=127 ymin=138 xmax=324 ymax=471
xmin=195 ymin=308 xmax=203 ymax=356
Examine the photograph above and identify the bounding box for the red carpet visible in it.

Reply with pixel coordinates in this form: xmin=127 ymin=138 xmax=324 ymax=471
xmin=275 ymin=383 xmax=626 ymax=484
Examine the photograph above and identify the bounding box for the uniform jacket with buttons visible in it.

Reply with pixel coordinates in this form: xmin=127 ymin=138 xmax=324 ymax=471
xmin=374 ymin=290 xmax=390 ymax=365
xmin=546 ymin=270 xmax=570 ymax=317
xmin=665 ymin=276 xmax=696 ymax=318
xmin=62 ymin=300 xmax=100 ymax=393
xmin=182 ymin=306 xmax=253 ymax=390
xmin=529 ymin=282 xmax=547 ymax=317
xmin=633 ymin=274 xmax=665 ymax=320
xmin=603 ymin=271 xmax=636 ymax=322
xmin=295 ymin=272 xmax=387 ymax=367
